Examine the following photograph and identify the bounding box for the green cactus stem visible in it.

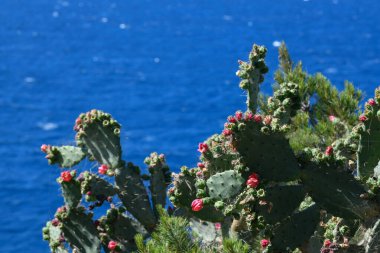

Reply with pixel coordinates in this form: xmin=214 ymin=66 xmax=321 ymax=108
xmin=236 ymin=44 xmax=268 ymax=113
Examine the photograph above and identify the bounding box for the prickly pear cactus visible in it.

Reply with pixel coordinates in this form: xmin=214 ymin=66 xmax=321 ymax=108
xmin=42 ymin=43 xmax=380 ymax=253
xmin=42 ymin=109 xmax=171 ymax=253
xmin=170 ymin=43 xmax=380 ymax=253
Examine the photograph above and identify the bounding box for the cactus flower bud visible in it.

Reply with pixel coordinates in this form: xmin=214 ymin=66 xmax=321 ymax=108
xmin=368 ymin=98 xmax=376 ymax=106
xmin=328 ymin=115 xmax=336 ymax=122
xmin=261 ymin=239 xmax=270 ymax=248
xmin=51 ymin=218 xmax=60 ymax=226
xmin=359 ymin=114 xmax=368 ymax=122
xmin=227 ymin=116 xmax=237 ymax=123
xmin=197 ymin=162 xmax=205 ymax=168
xmin=235 ymin=111 xmax=243 ymax=120
xmin=253 ymin=114 xmax=262 ymax=123
xmin=41 ymin=144 xmax=48 ymax=153
xmin=246 ymin=173 xmax=259 ymax=188
xmin=98 ymin=164 xmax=109 ymax=175
xmin=263 ymin=115 xmax=272 ymax=125
xmin=196 ymin=171 xmax=203 ymax=177
xmin=245 ymin=112 xmax=253 ymax=121
xmin=191 ymin=199 xmax=204 ymax=211
xmin=223 ymin=129 xmax=233 ymax=136
xmin=198 ymin=143 xmax=209 ymax=153
xmin=325 ymin=146 xmax=333 ymax=156
xmin=324 ymin=239 xmax=331 ymax=247
xmin=108 ymin=240 xmax=118 ymax=250
xmin=215 ymin=223 xmax=221 ymax=230
xmin=60 ymin=171 xmax=73 ymax=182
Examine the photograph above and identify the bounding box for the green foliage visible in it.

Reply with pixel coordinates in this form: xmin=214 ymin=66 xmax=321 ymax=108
xmin=135 ymin=207 xmax=199 ymax=253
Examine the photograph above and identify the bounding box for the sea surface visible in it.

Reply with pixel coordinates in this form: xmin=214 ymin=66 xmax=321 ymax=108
xmin=0 ymin=0 xmax=379 ymax=252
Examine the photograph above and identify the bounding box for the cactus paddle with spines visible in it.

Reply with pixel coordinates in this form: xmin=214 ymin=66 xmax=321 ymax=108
xmin=145 ymin=152 xmax=172 ymax=215
xmin=75 ymin=110 xmax=122 ymax=170
xmin=207 ymin=170 xmax=244 ymax=200
xmin=42 ymin=109 xmax=172 ymax=252
xmin=115 ymin=162 xmax=157 ymax=231
xmin=42 ymin=145 xmax=86 ymax=168
xmin=357 ymin=91 xmax=380 ymax=179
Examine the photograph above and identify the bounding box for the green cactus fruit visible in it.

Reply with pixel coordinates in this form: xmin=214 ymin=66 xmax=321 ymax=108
xmin=75 ymin=110 xmax=122 ymax=169
xmin=234 ymin=121 xmax=300 ymax=181
xmin=206 ymin=170 xmax=244 ymax=200
xmin=58 ymin=208 xmax=101 ymax=253
xmin=46 ymin=146 xmax=86 ymax=168
xmin=80 ymin=172 xmax=117 ymax=199
xmin=301 ymin=162 xmax=376 ymax=220
xmin=271 ymin=204 xmax=320 ymax=251
xmin=256 ymin=184 xmax=305 ymax=224
xmin=115 ymin=163 xmax=157 ymax=231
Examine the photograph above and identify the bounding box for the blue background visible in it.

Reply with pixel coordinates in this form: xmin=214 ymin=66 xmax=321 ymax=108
xmin=0 ymin=0 xmax=379 ymax=251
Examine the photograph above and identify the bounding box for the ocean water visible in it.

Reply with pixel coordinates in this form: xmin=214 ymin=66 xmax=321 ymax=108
xmin=0 ymin=0 xmax=379 ymax=252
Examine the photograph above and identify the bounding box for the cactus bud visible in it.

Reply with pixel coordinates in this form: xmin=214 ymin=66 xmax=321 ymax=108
xmin=191 ymin=199 xmax=203 ymax=212
xmin=223 ymin=129 xmax=233 ymax=136
xmin=41 ymin=144 xmax=48 ymax=153
xmin=235 ymin=111 xmax=243 ymax=121
xmin=261 ymin=239 xmax=270 ymax=248
xmin=60 ymin=171 xmax=73 ymax=182
xmin=197 ymin=143 xmax=209 ymax=153
xmin=368 ymin=98 xmax=376 ymax=106
xmin=197 ymin=162 xmax=205 ymax=169
xmin=253 ymin=114 xmax=262 ymax=123
xmin=246 ymin=173 xmax=259 ymax=188
xmin=359 ymin=114 xmax=368 ymax=122
xmin=108 ymin=240 xmax=118 ymax=251
xmin=325 ymin=146 xmax=333 ymax=156
xmin=98 ymin=164 xmax=109 ymax=175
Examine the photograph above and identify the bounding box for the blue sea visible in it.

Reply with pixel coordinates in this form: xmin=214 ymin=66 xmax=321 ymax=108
xmin=0 ymin=0 xmax=379 ymax=252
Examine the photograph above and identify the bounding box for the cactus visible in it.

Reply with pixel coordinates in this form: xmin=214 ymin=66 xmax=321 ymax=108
xmin=42 ymin=109 xmax=171 ymax=252
xmin=42 ymin=42 xmax=380 ymax=253
xmin=170 ymin=43 xmax=380 ymax=252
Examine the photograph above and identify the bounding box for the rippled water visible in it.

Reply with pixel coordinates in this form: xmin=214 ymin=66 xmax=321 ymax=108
xmin=0 ymin=0 xmax=379 ymax=251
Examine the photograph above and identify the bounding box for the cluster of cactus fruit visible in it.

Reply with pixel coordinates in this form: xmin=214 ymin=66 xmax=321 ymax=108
xmin=42 ymin=43 xmax=380 ymax=253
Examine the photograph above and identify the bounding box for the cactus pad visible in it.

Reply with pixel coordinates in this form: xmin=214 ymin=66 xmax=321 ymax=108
xmin=46 ymin=146 xmax=86 ymax=168
xmin=207 ymin=170 xmax=244 ymax=200
xmin=42 ymin=221 xmax=65 ymax=252
xmin=81 ymin=172 xmax=117 ymax=199
xmin=357 ymin=115 xmax=380 ymax=178
xmin=58 ymin=208 xmax=101 ymax=253
xmin=115 ymin=163 xmax=157 ymax=230
xmin=145 ymin=152 xmax=171 ymax=215
xmin=256 ymin=184 xmax=305 ymax=224
xmin=61 ymin=180 xmax=81 ymax=209
xmin=301 ymin=162 xmax=373 ymax=219
xmin=271 ymin=204 xmax=320 ymax=251
xmin=75 ymin=110 xmax=122 ymax=169
xmin=234 ymin=122 xmax=299 ymax=181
